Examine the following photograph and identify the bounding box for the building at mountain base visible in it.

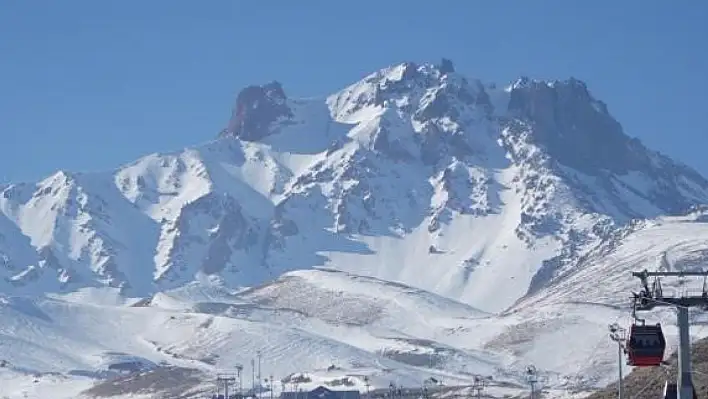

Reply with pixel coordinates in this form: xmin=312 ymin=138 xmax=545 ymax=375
xmin=279 ymin=386 xmax=361 ymax=399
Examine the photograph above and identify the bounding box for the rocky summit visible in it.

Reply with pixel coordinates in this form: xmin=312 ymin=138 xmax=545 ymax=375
xmin=1 ymin=59 xmax=708 ymax=398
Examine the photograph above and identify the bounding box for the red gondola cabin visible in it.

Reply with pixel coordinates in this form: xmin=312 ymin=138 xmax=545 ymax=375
xmin=625 ymin=323 xmax=666 ymax=367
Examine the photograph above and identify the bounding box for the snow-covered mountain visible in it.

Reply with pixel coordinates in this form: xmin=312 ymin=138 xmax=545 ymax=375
xmin=2 ymin=59 xmax=708 ymax=398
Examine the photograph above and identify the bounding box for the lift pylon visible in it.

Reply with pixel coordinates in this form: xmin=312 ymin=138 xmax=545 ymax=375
xmin=630 ymin=269 xmax=708 ymax=399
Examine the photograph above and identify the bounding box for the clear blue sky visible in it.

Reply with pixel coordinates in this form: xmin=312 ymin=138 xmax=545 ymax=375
xmin=1 ymin=1 xmax=706 ymax=184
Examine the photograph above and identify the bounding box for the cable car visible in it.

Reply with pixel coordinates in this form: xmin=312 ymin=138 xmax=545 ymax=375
xmin=625 ymin=323 xmax=666 ymax=366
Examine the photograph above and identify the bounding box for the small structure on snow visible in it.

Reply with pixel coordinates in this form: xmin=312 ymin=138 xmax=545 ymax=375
xmin=280 ymin=385 xmax=361 ymax=399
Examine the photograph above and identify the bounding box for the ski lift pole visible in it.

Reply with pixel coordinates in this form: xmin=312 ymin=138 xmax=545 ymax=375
xmin=630 ymin=269 xmax=708 ymax=399
xmin=609 ymin=323 xmax=625 ymax=399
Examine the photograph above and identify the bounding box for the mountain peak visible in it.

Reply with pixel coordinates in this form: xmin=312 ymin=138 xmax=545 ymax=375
xmin=438 ymin=58 xmax=455 ymax=74
xmin=326 ymin=59 xmax=489 ymax=126
xmin=506 ymin=75 xmax=638 ymax=173
xmin=219 ymin=80 xmax=294 ymax=141
xmin=4 ymin=60 xmax=708 ymax=397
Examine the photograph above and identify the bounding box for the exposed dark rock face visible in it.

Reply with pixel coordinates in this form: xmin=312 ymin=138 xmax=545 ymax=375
xmin=507 ymin=77 xmax=644 ymax=175
xmin=507 ymin=78 xmax=708 ymax=216
xmin=220 ymin=81 xmax=293 ymax=141
xmin=438 ymin=58 xmax=455 ymax=75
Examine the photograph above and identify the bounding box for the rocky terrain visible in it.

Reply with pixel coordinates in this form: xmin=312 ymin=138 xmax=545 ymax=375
xmin=2 ymin=58 xmax=708 ymax=398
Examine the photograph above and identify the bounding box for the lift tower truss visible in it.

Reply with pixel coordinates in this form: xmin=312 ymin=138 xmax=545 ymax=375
xmin=216 ymin=373 xmax=238 ymax=399
xmin=631 ymin=269 xmax=708 ymax=399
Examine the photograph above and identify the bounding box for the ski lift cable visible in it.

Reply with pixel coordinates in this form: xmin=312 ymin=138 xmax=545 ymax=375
xmin=642 ymin=296 xmax=708 ymax=336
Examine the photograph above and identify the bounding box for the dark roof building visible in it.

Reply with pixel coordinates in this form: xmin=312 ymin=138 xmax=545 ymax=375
xmin=280 ymin=386 xmax=361 ymax=399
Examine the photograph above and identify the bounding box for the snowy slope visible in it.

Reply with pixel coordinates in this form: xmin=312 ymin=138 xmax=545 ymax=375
xmin=504 ymin=212 xmax=708 ymax=391
xmin=1 ymin=58 xmax=708 ymax=397
xmin=0 ymin=268 xmax=636 ymax=397
xmin=515 ymin=210 xmax=708 ymax=311
xmin=4 ymin=239 xmax=708 ymax=399
xmin=0 ymin=274 xmax=517 ymax=398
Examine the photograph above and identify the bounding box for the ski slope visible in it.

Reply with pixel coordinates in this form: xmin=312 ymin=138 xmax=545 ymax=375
xmin=4 ymin=220 xmax=708 ymax=399
xmin=0 ymin=271 xmax=513 ymax=398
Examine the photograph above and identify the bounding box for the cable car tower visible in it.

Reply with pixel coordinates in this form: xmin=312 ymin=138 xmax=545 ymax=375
xmin=629 ymin=269 xmax=708 ymax=399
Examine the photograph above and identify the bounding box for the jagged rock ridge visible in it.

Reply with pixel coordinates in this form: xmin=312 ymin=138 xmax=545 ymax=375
xmin=0 ymin=58 xmax=706 ymax=315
